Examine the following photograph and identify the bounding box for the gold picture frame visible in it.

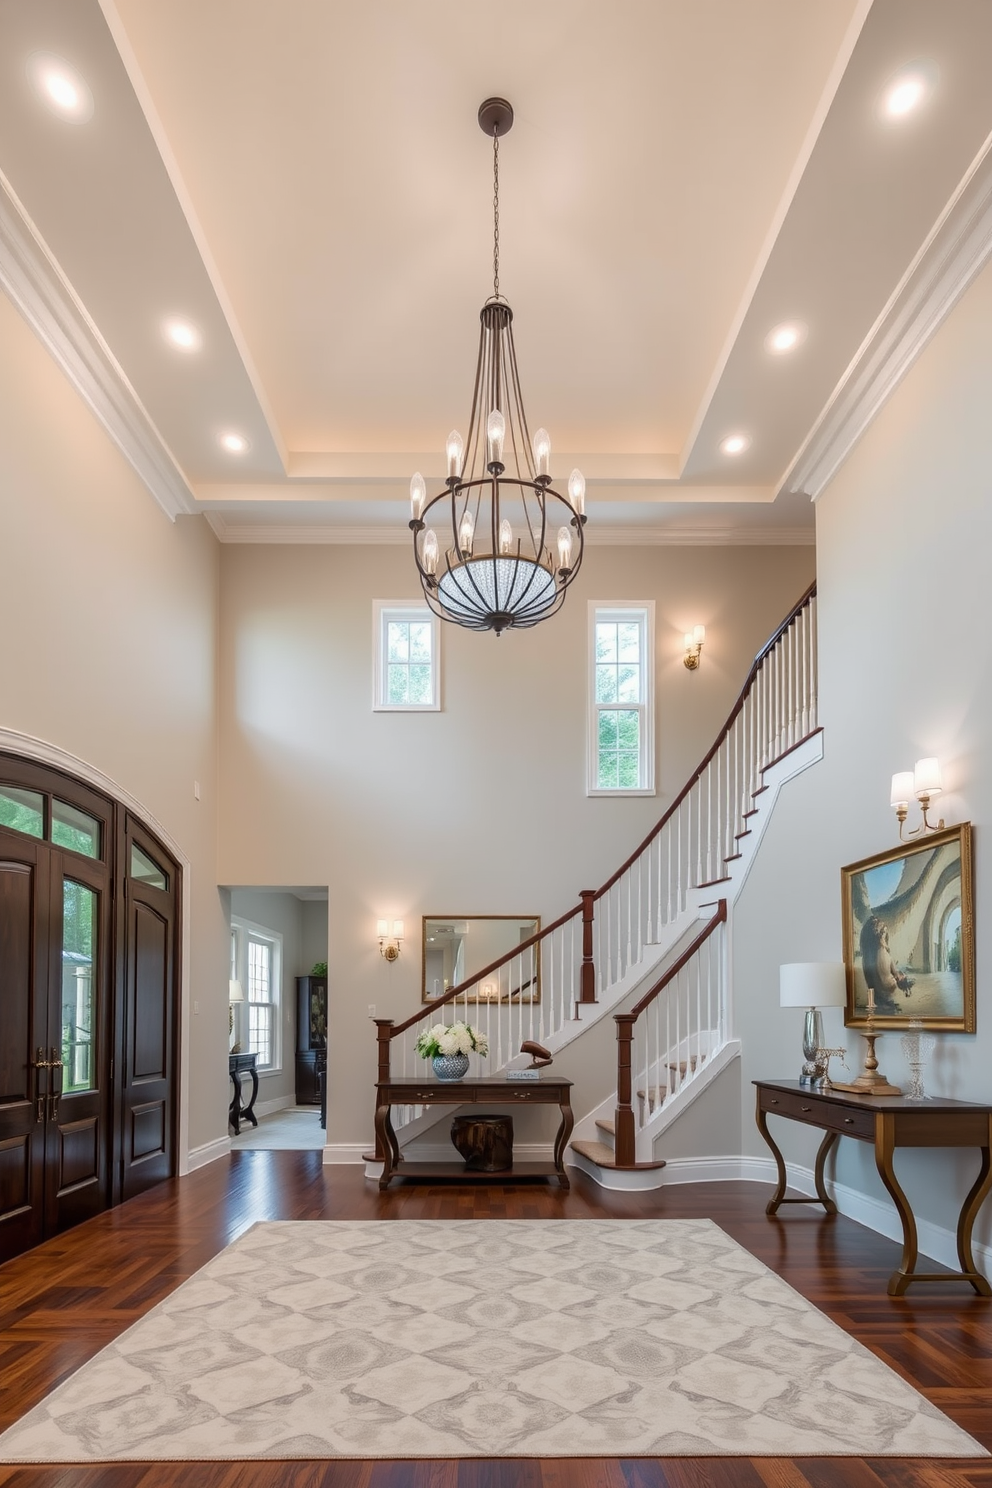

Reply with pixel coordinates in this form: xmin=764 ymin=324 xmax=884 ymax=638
xmin=841 ymin=823 xmax=974 ymax=1032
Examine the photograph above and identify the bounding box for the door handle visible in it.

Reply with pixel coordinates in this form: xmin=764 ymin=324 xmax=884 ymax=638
xmin=49 ymin=1046 xmax=63 ymax=1123
xmin=31 ymin=1047 xmax=51 ymax=1122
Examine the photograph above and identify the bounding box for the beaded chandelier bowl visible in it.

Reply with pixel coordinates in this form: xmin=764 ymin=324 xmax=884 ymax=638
xmin=409 ymin=98 xmax=587 ymax=635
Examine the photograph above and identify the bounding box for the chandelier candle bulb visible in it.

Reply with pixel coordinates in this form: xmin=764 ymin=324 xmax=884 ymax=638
xmin=446 ymin=430 xmax=464 ymax=480
xmin=422 ymin=529 xmax=439 ymax=576
xmin=410 ymin=472 xmax=427 ymax=522
xmin=486 ymin=409 xmax=506 ymax=464
xmin=499 ymin=518 xmax=513 ymax=555
xmin=533 ymin=427 xmax=551 ymax=478
xmin=458 ymin=509 xmax=475 ymax=555
xmin=557 ymin=527 xmax=573 ymax=572
xmin=568 ymin=469 xmax=586 ymax=516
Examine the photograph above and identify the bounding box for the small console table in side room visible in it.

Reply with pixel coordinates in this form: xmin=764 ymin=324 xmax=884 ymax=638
xmin=374 ymin=1075 xmax=573 ymax=1191
xmin=229 ymin=1051 xmax=259 ymax=1135
xmin=754 ymin=1079 xmax=992 ymax=1296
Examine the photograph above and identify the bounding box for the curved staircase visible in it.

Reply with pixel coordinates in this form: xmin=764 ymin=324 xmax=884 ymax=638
xmin=365 ymin=584 xmax=821 ymax=1184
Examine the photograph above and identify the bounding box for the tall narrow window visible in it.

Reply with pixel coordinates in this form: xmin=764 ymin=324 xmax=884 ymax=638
xmin=373 ymin=602 xmax=440 ymax=711
xmin=231 ymin=919 xmax=282 ymax=1072
xmin=588 ymin=603 xmax=655 ymax=795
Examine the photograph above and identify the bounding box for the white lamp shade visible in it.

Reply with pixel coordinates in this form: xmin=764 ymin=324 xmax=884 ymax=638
xmin=890 ymin=771 xmax=914 ymax=808
xmin=376 ymin=919 xmax=389 ymax=938
xmin=392 ymin=920 xmax=404 ymax=940
xmin=229 ymin=979 xmax=244 ymax=1003
xmin=914 ymin=756 xmax=943 ymax=797
xmin=779 ymin=962 xmax=846 ymax=1008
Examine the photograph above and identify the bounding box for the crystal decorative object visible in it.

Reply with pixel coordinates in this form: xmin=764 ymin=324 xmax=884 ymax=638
xmin=438 ymin=556 xmax=557 ymax=626
xmin=900 ymin=1019 xmax=935 ymax=1101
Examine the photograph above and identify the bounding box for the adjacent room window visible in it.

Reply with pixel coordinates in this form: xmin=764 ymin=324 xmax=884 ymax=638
xmin=373 ymin=601 xmax=440 ymax=711
xmin=230 ymin=919 xmax=282 ymax=1072
xmin=588 ymin=602 xmax=655 ymax=795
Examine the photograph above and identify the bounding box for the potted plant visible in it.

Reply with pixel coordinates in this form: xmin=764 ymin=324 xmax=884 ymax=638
xmin=415 ymin=1021 xmax=489 ymax=1081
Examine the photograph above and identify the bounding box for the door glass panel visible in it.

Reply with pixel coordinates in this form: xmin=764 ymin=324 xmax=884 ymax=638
xmin=0 ymin=786 xmax=44 ymax=838
xmin=52 ymin=800 xmax=101 ymax=859
xmin=62 ymin=880 xmax=96 ymax=1093
xmin=131 ymin=843 xmax=168 ymax=891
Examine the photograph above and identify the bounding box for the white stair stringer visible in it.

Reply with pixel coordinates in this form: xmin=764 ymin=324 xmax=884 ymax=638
xmin=358 ymin=730 xmax=823 ymax=1178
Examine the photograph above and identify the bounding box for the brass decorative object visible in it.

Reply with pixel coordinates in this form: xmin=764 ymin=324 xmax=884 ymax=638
xmin=814 ymin=1046 xmax=848 ymax=1090
xmin=830 ymin=993 xmax=902 ymax=1095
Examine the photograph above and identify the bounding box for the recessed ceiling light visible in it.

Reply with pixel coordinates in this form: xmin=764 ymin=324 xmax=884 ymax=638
xmin=720 ymin=433 xmax=751 ymax=457
xmin=219 ymin=432 xmax=250 ymax=454
xmin=878 ymin=61 xmax=938 ymax=121
xmin=26 ymin=52 xmax=94 ymax=122
xmin=765 ymin=321 xmax=808 ymax=355
xmin=162 ymin=318 xmax=202 ymax=353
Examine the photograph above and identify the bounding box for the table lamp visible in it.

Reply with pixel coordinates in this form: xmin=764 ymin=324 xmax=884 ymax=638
xmin=780 ymin=962 xmax=847 ymax=1088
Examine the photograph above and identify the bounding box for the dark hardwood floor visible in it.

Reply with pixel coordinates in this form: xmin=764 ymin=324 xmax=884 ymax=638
xmin=0 ymin=1152 xmax=990 ymax=1488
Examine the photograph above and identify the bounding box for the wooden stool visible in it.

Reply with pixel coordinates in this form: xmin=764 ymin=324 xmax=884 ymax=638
xmin=450 ymin=1114 xmax=514 ymax=1171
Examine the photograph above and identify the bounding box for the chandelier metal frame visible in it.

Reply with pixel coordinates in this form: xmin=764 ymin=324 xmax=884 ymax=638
xmin=409 ymin=98 xmax=587 ymax=635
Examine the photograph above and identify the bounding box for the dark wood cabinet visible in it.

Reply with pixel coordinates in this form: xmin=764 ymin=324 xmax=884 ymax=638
xmin=295 ymin=976 xmax=327 ymax=1105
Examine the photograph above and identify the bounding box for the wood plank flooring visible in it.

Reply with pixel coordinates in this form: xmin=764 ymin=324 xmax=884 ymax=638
xmin=0 ymin=1152 xmax=989 ymax=1488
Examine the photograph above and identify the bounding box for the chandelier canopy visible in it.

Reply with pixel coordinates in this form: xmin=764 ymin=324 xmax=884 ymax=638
xmin=409 ymin=98 xmax=586 ymax=635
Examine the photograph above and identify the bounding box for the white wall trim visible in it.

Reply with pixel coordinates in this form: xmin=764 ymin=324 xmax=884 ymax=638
xmin=324 ymin=1143 xmax=372 ymax=1166
xmin=783 ymin=129 xmax=992 ymax=501
xmin=187 ymin=1135 xmax=231 ymax=1170
xmin=0 ymin=726 xmax=195 ymax=1177
xmin=249 ymin=1094 xmax=297 ymax=1120
xmin=0 ymin=167 xmax=195 ymax=521
xmin=203 ymin=513 xmax=814 ymax=548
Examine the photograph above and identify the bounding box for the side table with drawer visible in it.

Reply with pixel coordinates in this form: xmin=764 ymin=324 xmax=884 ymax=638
xmin=754 ymin=1079 xmax=992 ymax=1296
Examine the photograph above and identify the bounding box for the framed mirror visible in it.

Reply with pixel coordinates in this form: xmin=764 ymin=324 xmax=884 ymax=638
xmin=422 ymin=915 xmax=541 ymax=1004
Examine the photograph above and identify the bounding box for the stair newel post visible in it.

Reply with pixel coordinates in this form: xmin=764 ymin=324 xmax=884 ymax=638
xmin=614 ymin=1012 xmax=636 ymax=1167
xmin=373 ymin=1018 xmax=394 ymax=1161
xmin=580 ymin=890 xmax=597 ymax=1005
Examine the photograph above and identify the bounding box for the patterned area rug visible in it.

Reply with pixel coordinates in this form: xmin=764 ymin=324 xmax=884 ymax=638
xmin=0 ymin=1219 xmax=983 ymax=1461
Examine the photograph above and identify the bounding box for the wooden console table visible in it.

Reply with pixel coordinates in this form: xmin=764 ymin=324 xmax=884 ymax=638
xmin=374 ymin=1075 xmax=573 ymax=1191
xmin=229 ymin=1051 xmax=259 ymax=1135
xmin=754 ymin=1079 xmax=992 ymax=1296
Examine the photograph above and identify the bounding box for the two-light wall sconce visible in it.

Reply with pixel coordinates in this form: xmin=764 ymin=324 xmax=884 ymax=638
xmin=683 ymin=625 xmax=705 ymax=671
xmin=377 ymin=919 xmax=404 ymax=962
xmin=890 ymin=757 xmax=945 ymax=840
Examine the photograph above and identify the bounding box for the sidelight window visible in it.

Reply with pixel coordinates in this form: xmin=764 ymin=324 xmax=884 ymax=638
xmin=588 ymin=603 xmax=655 ymax=795
xmin=373 ymin=601 xmax=440 ymax=710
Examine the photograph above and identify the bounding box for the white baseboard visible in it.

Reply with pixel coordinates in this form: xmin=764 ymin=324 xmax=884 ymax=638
xmin=252 ymin=1095 xmax=297 ymax=1119
xmin=187 ymin=1135 xmax=231 ymax=1170
xmin=323 ymin=1143 xmax=370 ymax=1166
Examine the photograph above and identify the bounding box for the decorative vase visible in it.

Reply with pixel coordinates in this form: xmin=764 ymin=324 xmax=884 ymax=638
xmin=432 ymin=1053 xmax=469 ymax=1081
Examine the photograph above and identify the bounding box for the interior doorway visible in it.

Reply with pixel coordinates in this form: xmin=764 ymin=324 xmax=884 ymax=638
xmin=224 ymin=886 xmax=328 ymax=1150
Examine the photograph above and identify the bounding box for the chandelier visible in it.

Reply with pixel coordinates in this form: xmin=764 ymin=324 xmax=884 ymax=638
xmin=409 ymin=98 xmax=587 ymax=635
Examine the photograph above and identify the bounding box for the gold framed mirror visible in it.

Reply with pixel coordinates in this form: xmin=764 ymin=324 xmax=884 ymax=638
xmin=422 ymin=915 xmax=541 ymax=1004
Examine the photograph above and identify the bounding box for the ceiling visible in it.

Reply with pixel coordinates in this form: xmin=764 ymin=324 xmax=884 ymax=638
xmin=1 ymin=0 xmax=991 ymax=543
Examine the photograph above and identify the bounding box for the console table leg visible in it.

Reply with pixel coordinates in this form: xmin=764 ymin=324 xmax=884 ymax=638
xmin=756 ymin=1104 xmax=788 ymax=1214
xmin=374 ymin=1103 xmax=396 ymax=1190
xmin=875 ymin=1115 xmax=919 ymax=1296
xmin=554 ymin=1096 xmax=574 ymax=1190
xmin=955 ymin=1134 xmax=992 ymax=1297
xmin=813 ymin=1130 xmax=839 ymax=1214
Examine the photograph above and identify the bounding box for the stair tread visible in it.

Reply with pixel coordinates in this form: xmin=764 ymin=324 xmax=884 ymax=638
xmin=595 ymin=1118 xmax=615 ymax=1136
xmin=570 ymin=1139 xmax=667 ymax=1172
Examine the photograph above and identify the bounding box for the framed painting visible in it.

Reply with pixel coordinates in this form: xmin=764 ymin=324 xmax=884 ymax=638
xmin=841 ymin=823 xmax=974 ymax=1032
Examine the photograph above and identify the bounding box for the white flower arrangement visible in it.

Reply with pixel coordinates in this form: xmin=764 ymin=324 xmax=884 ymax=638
xmin=415 ymin=1021 xmax=489 ymax=1059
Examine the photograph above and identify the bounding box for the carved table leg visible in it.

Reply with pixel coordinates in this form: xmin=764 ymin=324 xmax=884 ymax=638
xmin=554 ymin=1095 xmax=574 ymax=1190
xmin=875 ymin=1114 xmax=919 ymax=1296
xmin=812 ymin=1130 xmax=839 ymax=1214
xmin=241 ymin=1066 xmax=259 ymax=1128
xmin=229 ymin=1071 xmax=242 ymax=1135
xmin=756 ymin=1103 xmax=788 ymax=1214
xmin=955 ymin=1135 xmax=992 ymax=1297
xmin=375 ymin=1103 xmax=398 ymax=1190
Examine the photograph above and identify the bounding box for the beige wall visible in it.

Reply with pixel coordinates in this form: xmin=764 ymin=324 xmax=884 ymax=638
xmin=733 ymin=256 xmax=992 ymax=1249
xmin=0 ymin=291 xmax=228 ymax=1154
xmin=217 ymin=541 xmax=814 ymax=1144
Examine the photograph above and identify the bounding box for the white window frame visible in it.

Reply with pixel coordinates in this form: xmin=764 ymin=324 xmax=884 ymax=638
xmin=587 ymin=601 xmax=655 ymax=797
xmin=230 ymin=917 xmax=283 ymax=1074
xmin=373 ymin=601 xmax=441 ymax=712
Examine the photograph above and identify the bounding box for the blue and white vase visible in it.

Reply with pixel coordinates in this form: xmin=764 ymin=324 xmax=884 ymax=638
xmin=432 ymin=1053 xmax=470 ymax=1081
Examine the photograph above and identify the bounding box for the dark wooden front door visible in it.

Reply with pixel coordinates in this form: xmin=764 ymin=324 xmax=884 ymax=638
xmin=0 ymin=839 xmax=48 ymax=1257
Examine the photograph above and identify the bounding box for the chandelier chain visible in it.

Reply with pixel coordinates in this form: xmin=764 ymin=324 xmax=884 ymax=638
xmin=492 ymin=129 xmax=500 ymax=300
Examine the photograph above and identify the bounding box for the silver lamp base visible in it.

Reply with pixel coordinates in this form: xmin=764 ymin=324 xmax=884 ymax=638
xmin=799 ymin=1007 xmax=825 ymax=1087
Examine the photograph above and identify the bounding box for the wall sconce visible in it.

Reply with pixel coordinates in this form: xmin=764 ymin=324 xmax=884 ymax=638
xmin=683 ymin=625 xmax=705 ymax=671
xmin=377 ymin=919 xmax=404 ymax=962
xmin=890 ymin=757 xmax=945 ymax=840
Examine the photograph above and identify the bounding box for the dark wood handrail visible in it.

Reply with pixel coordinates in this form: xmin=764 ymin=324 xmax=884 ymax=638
xmin=613 ymin=899 xmax=727 ymax=1166
xmin=593 ymin=581 xmax=816 ymax=901
xmin=387 ymin=901 xmax=582 ymax=1038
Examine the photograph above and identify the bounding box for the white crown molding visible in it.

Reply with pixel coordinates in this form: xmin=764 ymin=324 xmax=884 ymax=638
xmin=782 ymin=130 xmax=992 ymax=501
xmin=0 ymin=168 xmax=195 ymax=521
xmin=204 ymin=513 xmax=814 ymax=548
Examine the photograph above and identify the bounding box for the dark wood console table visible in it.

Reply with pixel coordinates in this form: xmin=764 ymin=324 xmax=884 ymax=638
xmin=229 ymin=1051 xmax=259 ymax=1135
xmin=754 ymin=1079 xmax=992 ymax=1296
xmin=374 ymin=1075 xmax=573 ymax=1192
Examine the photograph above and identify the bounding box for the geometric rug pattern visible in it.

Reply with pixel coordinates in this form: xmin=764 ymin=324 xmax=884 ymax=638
xmin=0 ymin=1219 xmax=983 ymax=1460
